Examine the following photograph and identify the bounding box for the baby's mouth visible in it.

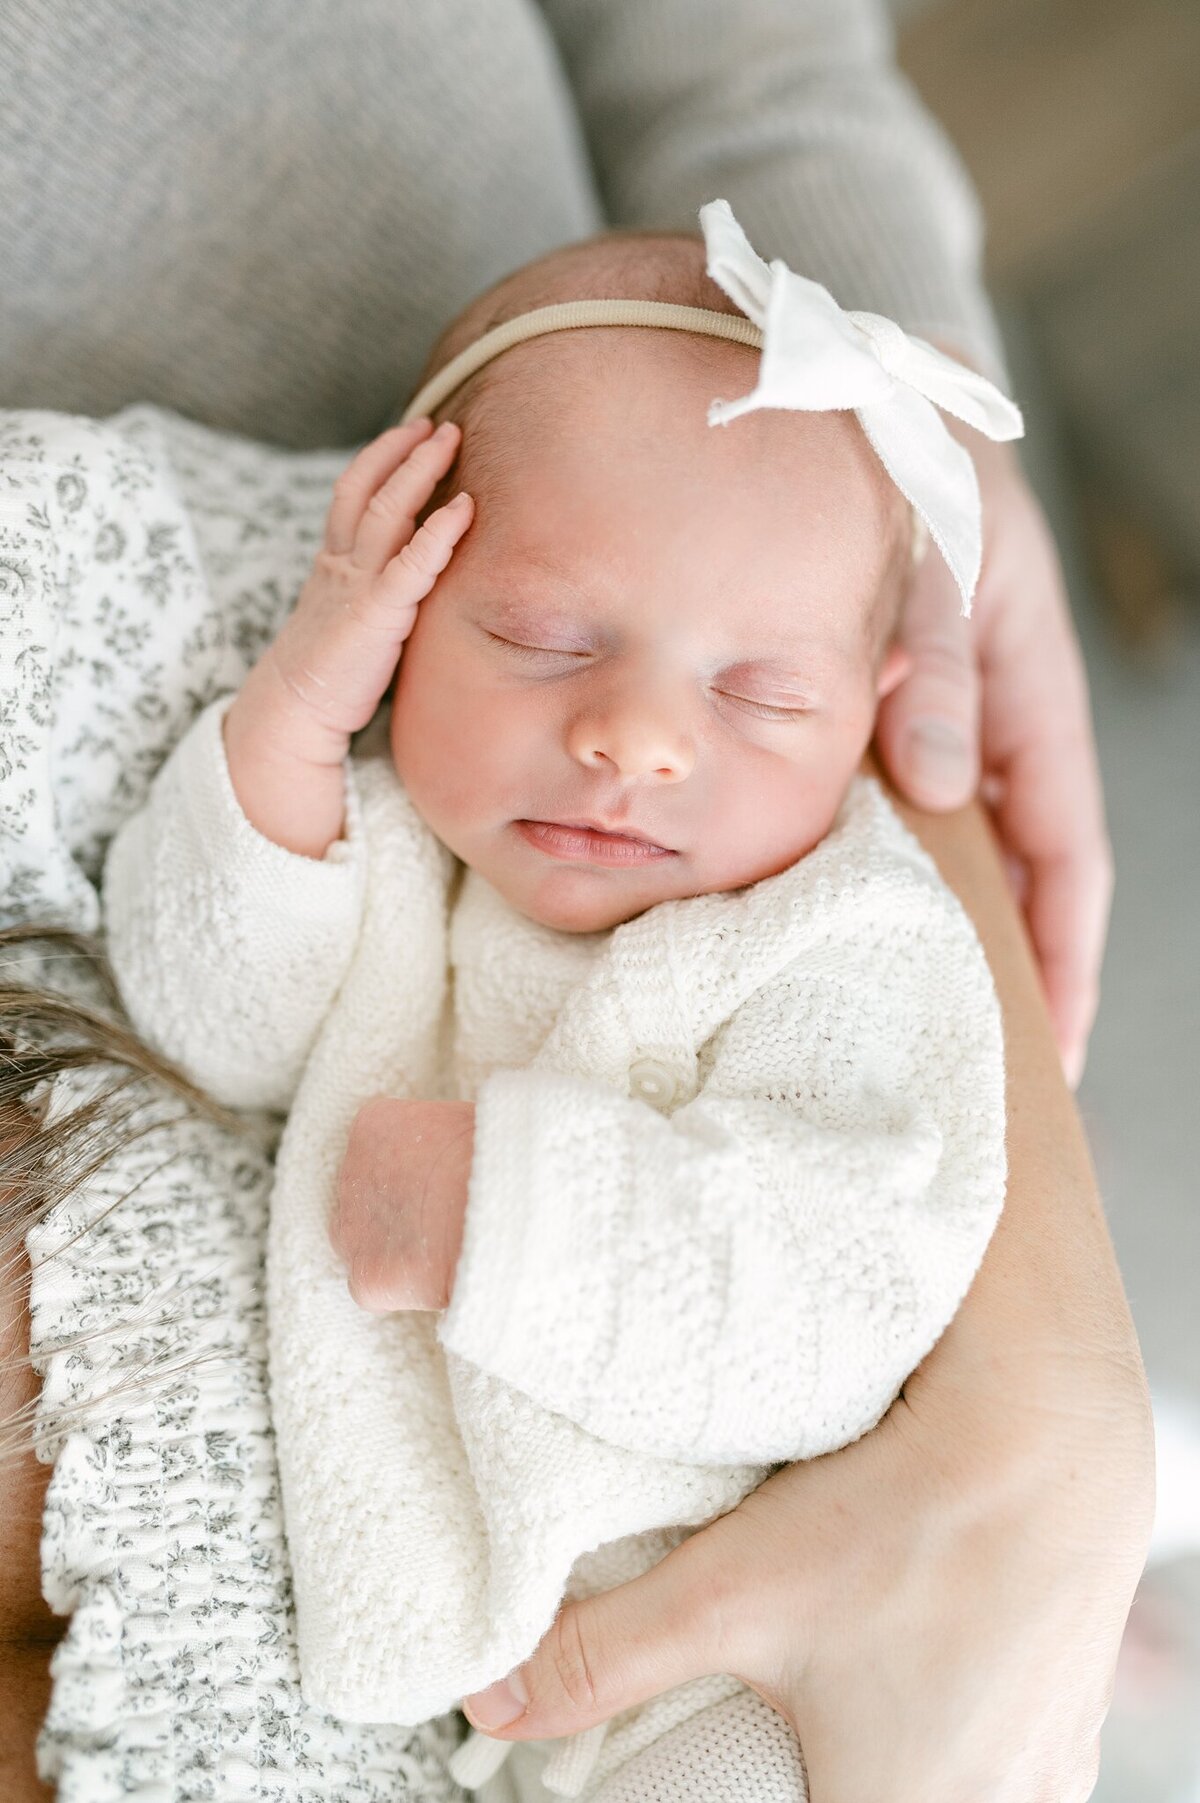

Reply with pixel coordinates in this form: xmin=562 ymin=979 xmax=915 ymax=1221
xmin=514 ymin=818 xmax=677 ymax=866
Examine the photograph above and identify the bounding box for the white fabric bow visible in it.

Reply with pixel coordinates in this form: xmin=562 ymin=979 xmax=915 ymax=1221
xmin=699 ymin=198 xmax=1024 ymax=615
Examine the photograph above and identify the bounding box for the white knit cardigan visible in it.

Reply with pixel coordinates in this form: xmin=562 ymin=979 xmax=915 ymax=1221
xmin=102 ymin=692 xmax=1006 ymax=1740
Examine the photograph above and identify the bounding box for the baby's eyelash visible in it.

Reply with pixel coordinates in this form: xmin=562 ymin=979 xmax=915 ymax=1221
xmin=717 ymin=692 xmax=810 ymax=722
xmin=485 ymin=633 xmax=807 ymax=719
xmin=486 ymin=632 xmax=589 ymax=662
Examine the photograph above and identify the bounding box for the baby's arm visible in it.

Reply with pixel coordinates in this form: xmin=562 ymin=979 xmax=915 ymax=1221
xmin=102 ymin=421 xmax=473 ymax=1109
xmin=222 ymin=419 xmax=471 ymax=858
xmin=440 ymin=864 xmax=1006 ymax=1468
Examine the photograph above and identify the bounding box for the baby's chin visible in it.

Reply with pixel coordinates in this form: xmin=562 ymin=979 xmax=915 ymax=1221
xmin=497 ymin=866 xmax=678 ymax=935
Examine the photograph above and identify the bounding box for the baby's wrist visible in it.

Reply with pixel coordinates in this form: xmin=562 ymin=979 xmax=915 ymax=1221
xmin=222 ymin=686 xmax=349 ymax=858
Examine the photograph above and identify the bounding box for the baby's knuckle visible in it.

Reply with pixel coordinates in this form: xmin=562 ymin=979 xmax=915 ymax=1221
xmin=398 ymin=536 xmax=440 ymax=581
xmin=311 ymin=548 xmax=348 ymax=586
xmin=365 ymin=489 xmax=406 ymax=526
xmin=331 ymin=470 xmax=361 ymax=504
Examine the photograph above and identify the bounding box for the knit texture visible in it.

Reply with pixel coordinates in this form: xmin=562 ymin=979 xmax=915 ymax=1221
xmin=103 ymin=692 xmax=1007 ymax=1796
xmin=1 ymin=0 xmax=1008 ymax=449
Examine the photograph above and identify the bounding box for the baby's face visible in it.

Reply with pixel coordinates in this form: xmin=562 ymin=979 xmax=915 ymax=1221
xmin=391 ymin=333 xmax=909 ymax=933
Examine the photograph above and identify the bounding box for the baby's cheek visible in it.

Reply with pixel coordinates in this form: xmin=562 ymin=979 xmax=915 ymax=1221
xmin=700 ymin=749 xmax=848 ymax=888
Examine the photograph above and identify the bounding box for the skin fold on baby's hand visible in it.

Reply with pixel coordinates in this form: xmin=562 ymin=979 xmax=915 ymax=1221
xmin=329 ymin=1097 xmax=475 ymax=1312
xmin=222 ymin=419 xmax=474 ymax=858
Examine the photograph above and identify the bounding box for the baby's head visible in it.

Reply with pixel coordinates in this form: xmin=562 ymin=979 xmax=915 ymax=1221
xmin=391 ymin=231 xmax=914 ymax=934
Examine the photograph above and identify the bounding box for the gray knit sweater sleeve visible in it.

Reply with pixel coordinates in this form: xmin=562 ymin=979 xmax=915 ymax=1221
xmin=538 ymin=0 xmax=1009 ymax=387
xmin=0 ymin=0 xmax=1006 ymax=447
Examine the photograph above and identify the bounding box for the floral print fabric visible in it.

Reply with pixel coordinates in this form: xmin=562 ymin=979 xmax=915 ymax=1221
xmin=1 ymin=406 xmax=464 ymax=1800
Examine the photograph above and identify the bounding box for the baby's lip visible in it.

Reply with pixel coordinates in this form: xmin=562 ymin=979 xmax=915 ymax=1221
xmin=533 ymin=817 xmax=675 ymax=852
xmin=515 ymin=818 xmax=677 ymax=858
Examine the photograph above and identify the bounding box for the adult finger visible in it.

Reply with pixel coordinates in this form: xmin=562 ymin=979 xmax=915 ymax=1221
xmin=874 ymin=540 xmax=982 ymax=810
xmin=324 ymin=420 xmax=434 ymax=555
xmin=462 ymin=1532 xmax=742 ymax=1741
xmin=351 ymin=421 xmax=462 ymax=574
xmin=972 ymin=473 xmax=1113 ymax=1085
xmin=993 ymin=733 xmax=1114 ymax=1087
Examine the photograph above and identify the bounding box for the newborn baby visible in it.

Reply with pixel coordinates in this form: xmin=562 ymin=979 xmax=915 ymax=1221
xmin=102 ymin=203 xmax=1013 ymax=1802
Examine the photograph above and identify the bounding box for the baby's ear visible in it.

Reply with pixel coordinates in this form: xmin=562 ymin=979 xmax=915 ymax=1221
xmin=875 ymin=642 xmax=912 ymax=700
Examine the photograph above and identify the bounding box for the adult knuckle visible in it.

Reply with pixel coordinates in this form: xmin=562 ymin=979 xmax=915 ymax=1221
xmin=905 ymin=630 xmax=973 ymax=684
xmin=668 ymin=1540 xmax=749 ymax=1670
xmin=543 ymin=1607 xmax=603 ymax=1714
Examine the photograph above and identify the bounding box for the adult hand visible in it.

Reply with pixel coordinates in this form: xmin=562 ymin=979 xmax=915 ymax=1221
xmin=874 ymin=410 xmax=1112 ymax=1090
xmin=463 ymin=1353 xmax=1149 ymax=1803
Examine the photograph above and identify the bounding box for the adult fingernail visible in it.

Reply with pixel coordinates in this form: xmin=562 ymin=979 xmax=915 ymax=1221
xmin=463 ymin=1670 xmax=529 ymax=1731
xmin=904 ymin=720 xmax=972 ymax=798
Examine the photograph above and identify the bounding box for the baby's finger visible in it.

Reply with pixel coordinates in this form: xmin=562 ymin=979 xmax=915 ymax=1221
xmin=360 ymin=492 xmax=475 ymax=633
xmin=351 ymin=421 xmax=463 ymax=575
xmin=324 ymin=420 xmax=435 ymax=556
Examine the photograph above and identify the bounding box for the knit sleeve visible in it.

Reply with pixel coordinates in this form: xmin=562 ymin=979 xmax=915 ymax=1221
xmin=439 ymin=875 xmax=1006 ymax=1468
xmin=535 ymin=0 xmax=1009 ymax=387
xmin=101 ymin=693 xmax=365 ymax=1114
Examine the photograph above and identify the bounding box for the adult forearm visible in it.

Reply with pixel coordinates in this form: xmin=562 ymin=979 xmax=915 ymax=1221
xmin=884 ymin=783 xmax=1152 ymax=1484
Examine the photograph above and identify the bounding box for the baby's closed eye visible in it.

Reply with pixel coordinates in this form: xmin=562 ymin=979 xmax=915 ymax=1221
xmin=714 ymin=689 xmax=814 ymax=721
xmin=484 ymin=630 xmax=592 ymax=664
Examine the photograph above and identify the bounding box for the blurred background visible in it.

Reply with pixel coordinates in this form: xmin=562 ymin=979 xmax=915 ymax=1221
xmin=892 ymin=1 xmax=1200 ymax=1795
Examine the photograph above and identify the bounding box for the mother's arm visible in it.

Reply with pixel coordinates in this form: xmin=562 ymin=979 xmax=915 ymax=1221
xmin=463 ymin=790 xmax=1155 ymax=1803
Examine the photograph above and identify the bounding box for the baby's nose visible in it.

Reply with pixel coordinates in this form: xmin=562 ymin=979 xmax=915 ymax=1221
xmin=566 ymin=703 xmax=694 ymax=782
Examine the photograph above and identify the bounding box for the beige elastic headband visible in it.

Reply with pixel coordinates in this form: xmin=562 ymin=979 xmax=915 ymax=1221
xmin=399 ymin=300 xmax=764 ymax=425
xmin=399 ymin=297 xmax=928 ymax=564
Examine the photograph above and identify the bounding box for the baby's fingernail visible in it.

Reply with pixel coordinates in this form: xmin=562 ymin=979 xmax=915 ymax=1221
xmin=450 ymin=491 xmax=472 ymax=510
xmin=904 ymin=720 xmax=971 ymax=798
xmin=463 ymin=1670 xmax=529 ymax=1730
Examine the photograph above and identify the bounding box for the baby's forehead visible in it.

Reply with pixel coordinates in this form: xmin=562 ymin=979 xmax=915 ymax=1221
xmin=450 ymin=332 xmax=905 ymax=654
xmin=461 ymin=329 xmax=894 ymax=502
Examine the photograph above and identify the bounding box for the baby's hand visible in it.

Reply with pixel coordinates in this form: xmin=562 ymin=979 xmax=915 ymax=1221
xmin=224 ymin=420 xmax=473 ymax=856
xmin=329 ymin=1097 xmax=475 ymax=1312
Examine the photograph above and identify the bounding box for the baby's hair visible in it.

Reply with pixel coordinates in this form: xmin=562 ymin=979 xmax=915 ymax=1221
xmin=413 ymin=229 xmax=748 ymax=514
xmin=411 ymin=229 xmax=914 ymax=661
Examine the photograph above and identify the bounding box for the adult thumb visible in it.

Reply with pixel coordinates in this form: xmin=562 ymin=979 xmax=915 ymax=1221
xmin=874 ymin=549 xmax=981 ymax=811
xmin=462 ymin=1539 xmax=726 ymax=1743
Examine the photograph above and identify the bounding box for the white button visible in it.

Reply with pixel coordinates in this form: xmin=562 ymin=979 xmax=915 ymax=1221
xmin=629 ymin=1056 xmax=680 ymax=1109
